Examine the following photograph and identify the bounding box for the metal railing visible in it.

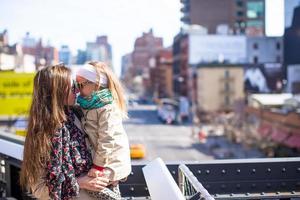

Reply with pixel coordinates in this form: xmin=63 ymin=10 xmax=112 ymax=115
xmin=178 ymin=164 xmax=214 ymax=200
xmin=1 ymin=131 xmax=300 ymax=199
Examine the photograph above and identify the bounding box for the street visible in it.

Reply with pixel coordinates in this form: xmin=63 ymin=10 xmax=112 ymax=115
xmin=125 ymin=104 xmax=265 ymax=164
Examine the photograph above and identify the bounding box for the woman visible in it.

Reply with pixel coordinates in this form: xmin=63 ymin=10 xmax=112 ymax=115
xmin=20 ymin=64 xmax=109 ymax=199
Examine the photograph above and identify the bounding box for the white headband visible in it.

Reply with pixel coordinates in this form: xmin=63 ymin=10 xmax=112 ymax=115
xmin=76 ymin=64 xmax=108 ymax=87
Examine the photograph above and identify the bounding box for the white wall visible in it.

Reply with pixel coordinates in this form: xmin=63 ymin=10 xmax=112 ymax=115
xmin=0 ymin=53 xmax=15 ymax=70
xmin=188 ymin=34 xmax=247 ymax=65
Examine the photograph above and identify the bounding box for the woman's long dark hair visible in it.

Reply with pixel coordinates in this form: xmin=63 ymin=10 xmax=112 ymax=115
xmin=20 ymin=64 xmax=72 ymax=189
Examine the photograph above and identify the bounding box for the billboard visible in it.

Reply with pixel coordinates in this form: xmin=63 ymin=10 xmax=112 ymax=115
xmin=244 ymin=63 xmax=284 ymax=93
xmin=189 ymin=34 xmax=247 ymax=65
xmin=0 ymin=72 xmax=35 ymax=117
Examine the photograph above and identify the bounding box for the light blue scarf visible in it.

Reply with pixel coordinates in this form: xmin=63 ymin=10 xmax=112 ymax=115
xmin=77 ymin=89 xmax=113 ymax=110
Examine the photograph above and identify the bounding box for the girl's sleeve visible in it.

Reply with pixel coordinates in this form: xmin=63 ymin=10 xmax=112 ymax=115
xmin=93 ymin=105 xmax=116 ymax=167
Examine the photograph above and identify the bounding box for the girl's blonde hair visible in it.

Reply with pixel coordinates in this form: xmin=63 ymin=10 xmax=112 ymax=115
xmin=88 ymin=61 xmax=127 ymax=116
xmin=20 ymin=64 xmax=72 ymax=190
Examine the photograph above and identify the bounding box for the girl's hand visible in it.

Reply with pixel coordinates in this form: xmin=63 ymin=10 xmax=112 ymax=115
xmin=88 ymin=168 xmax=102 ymax=177
xmin=77 ymin=175 xmax=109 ymax=191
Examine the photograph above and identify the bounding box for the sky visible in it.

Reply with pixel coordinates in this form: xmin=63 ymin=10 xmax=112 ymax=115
xmin=0 ymin=0 xmax=182 ymax=76
xmin=0 ymin=0 xmax=289 ymax=76
xmin=265 ymin=0 xmax=284 ymax=36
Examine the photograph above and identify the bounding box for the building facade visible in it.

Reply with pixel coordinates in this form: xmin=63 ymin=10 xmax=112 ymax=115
xmin=284 ymin=5 xmax=300 ymax=93
xmin=0 ymin=31 xmax=35 ymax=72
xmin=247 ymin=37 xmax=283 ymax=64
xmin=285 ymin=0 xmax=300 ymax=28
xmin=22 ymin=33 xmax=59 ymax=69
xmin=86 ymin=36 xmax=113 ymax=69
xmin=59 ymin=45 xmax=71 ymax=65
xmin=131 ymin=29 xmax=163 ymax=96
xmin=152 ymin=48 xmax=173 ymax=99
xmin=173 ymin=32 xmax=188 ymax=97
xmin=196 ymin=65 xmax=245 ymax=112
xmin=180 ymin=0 xmax=265 ymax=36
xmin=76 ymin=50 xmax=87 ymax=64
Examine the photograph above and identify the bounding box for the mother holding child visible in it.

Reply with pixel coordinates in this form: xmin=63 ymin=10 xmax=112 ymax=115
xmin=20 ymin=61 xmax=131 ymax=200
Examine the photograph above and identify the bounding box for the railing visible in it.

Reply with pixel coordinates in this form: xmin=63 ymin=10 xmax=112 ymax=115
xmin=1 ymin=131 xmax=300 ymax=199
xmin=178 ymin=164 xmax=214 ymax=200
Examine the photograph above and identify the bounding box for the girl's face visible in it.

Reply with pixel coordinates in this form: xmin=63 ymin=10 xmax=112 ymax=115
xmin=76 ymin=76 xmax=98 ymax=97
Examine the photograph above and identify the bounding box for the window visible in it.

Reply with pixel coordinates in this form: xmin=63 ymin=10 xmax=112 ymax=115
xmin=276 ymin=55 xmax=281 ymax=63
xmin=276 ymin=42 xmax=281 ymax=50
xmin=236 ymin=0 xmax=244 ymax=7
xmin=225 ymin=95 xmax=230 ymax=105
xmin=247 ymin=20 xmax=263 ymax=28
xmin=225 ymin=82 xmax=230 ymax=91
xmin=247 ymin=1 xmax=264 ymax=18
xmin=225 ymin=70 xmax=230 ymax=78
xmin=253 ymin=43 xmax=258 ymax=49
xmin=236 ymin=11 xmax=244 ymax=17
xmin=253 ymin=56 xmax=258 ymax=64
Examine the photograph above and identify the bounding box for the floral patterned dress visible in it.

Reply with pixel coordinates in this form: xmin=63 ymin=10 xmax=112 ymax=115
xmin=46 ymin=110 xmax=93 ymax=200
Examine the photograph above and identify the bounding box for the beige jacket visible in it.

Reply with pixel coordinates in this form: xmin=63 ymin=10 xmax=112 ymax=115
xmin=81 ymin=103 xmax=131 ymax=181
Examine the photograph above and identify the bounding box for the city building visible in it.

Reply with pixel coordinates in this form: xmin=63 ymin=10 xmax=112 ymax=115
xmin=22 ymin=32 xmax=36 ymax=48
xmin=0 ymin=29 xmax=9 ymax=47
xmin=285 ymin=0 xmax=300 ymax=28
xmin=0 ymin=31 xmax=35 ymax=72
xmin=39 ymin=43 xmax=59 ymax=67
xmin=22 ymin=33 xmax=59 ymax=68
xmin=189 ymin=34 xmax=247 ymax=65
xmin=284 ymin=5 xmax=300 ymax=93
xmin=180 ymin=0 xmax=265 ymax=36
xmin=121 ymin=53 xmax=135 ymax=91
xmin=131 ymin=29 xmax=163 ymax=96
xmin=76 ymin=50 xmax=87 ymax=64
xmin=121 ymin=53 xmax=133 ymax=80
xmin=152 ymin=48 xmax=173 ymax=99
xmin=173 ymin=32 xmax=188 ymax=98
xmin=86 ymin=36 xmax=112 ymax=69
xmin=0 ymin=30 xmax=15 ymax=70
xmin=173 ymin=26 xmax=283 ymax=101
xmin=196 ymin=64 xmax=244 ymax=112
xmin=59 ymin=45 xmax=71 ymax=65
xmin=247 ymin=37 xmax=283 ymax=64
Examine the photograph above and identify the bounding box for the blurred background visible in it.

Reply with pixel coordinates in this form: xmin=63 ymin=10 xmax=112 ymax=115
xmin=0 ymin=0 xmax=300 ymax=164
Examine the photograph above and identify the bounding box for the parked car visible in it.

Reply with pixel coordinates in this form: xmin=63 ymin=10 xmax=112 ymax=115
xmin=157 ymin=99 xmax=178 ymax=124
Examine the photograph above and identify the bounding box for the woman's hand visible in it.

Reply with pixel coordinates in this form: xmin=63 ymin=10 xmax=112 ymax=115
xmin=77 ymin=175 xmax=109 ymax=191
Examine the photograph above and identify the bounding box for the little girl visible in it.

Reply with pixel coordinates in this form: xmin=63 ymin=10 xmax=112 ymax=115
xmin=76 ymin=61 xmax=131 ymax=199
